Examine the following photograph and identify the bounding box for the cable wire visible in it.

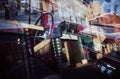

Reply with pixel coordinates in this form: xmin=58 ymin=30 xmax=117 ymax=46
xmin=34 ymin=12 xmax=54 ymax=46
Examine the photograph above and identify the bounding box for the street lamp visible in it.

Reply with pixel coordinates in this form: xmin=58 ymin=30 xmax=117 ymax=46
xmin=28 ymin=0 xmax=31 ymax=24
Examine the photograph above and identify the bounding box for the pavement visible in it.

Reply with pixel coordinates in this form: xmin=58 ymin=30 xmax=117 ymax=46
xmin=61 ymin=63 xmax=107 ymax=79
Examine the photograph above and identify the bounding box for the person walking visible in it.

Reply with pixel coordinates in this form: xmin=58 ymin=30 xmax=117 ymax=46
xmin=9 ymin=0 xmax=17 ymax=20
xmin=2 ymin=0 xmax=11 ymax=20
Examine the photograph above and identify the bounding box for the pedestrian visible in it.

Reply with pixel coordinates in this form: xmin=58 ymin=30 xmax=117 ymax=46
xmin=9 ymin=0 xmax=17 ymax=20
xmin=31 ymin=0 xmax=37 ymax=14
xmin=2 ymin=0 xmax=11 ymax=20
